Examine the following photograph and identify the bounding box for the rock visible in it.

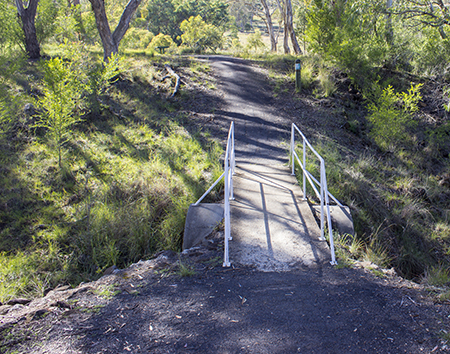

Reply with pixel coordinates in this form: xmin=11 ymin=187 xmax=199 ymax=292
xmin=24 ymin=103 xmax=36 ymax=116
xmin=51 ymin=300 xmax=72 ymax=309
xmin=7 ymin=298 xmax=31 ymax=306
xmin=0 ymin=304 xmax=12 ymax=315
xmin=103 ymin=265 xmax=119 ymax=276
xmin=439 ymin=174 xmax=450 ymax=187
xmin=153 ymin=250 xmax=178 ymax=270
xmin=8 ymin=304 xmax=25 ymax=313
xmin=43 ymin=288 xmax=53 ymax=296
xmin=53 ymin=285 xmax=71 ymax=292
xmin=31 ymin=309 xmax=49 ymax=320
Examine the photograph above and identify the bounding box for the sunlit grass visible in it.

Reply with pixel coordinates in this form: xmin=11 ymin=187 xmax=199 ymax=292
xmin=292 ymin=133 xmax=450 ymax=278
xmin=0 ymin=55 xmax=223 ymax=302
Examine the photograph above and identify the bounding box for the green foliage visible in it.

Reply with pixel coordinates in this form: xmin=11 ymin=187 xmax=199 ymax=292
xmin=180 ymin=15 xmax=223 ymax=53
xmin=147 ymin=33 xmax=175 ymax=51
xmin=86 ymin=52 xmax=122 ymax=113
xmin=423 ymin=265 xmax=450 ymax=287
xmin=52 ymin=3 xmax=81 ymax=44
xmin=177 ymin=261 xmax=196 ymax=277
xmin=245 ymin=29 xmax=265 ymax=53
xmin=367 ymin=83 xmax=423 ymax=149
xmin=317 ymin=65 xmax=336 ymax=97
xmin=35 ymin=56 xmax=85 ymax=168
xmin=413 ymin=29 xmax=450 ymax=77
xmin=36 ymin=0 xmax=61 ymax=44
xmin=0 ymin=54 xmax=224 ymax=301
xmin=145 ymin=0 xmax=228 ymax=44
xmin=121 ymin=28 xmax=155 ymax=50
xmin=305 ymin=0 xmax=339 ymax=55
xmin=0 ymin=0 xmax=22 ymax=54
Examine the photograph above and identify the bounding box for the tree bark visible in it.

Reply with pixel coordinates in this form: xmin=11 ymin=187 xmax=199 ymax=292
xmin=89 ymin=0 xmax=143 ymax=61
xmin=285 ymin=0 xmax=301 ymax=54
xmin=276 ymin=0 xmax=301 ymax=54
xmin=260 ymin=0 xmax=277 ymax=52
xmin=89 ymin=0 xmax=117 ymax=60
xmin=15 ymin=0 xmax=40 ymax=59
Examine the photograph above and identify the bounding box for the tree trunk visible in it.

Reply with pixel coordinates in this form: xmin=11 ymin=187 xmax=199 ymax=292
xmin=89 ymin=0 xmax=143 ymax=61
xmin=385 ymin=0 xmax=393 ymax=44
xmin=277 ymin=0 xmax=301 ymax=54
xmin=285 ymin=0 xmax=301 ymax=54
xmin=260 ymin=0 xmax=277 ymax=52
xmin=283 ymin=20 xmax=290 ymax=54
xmin=89 ymin=0 xmax=117 ymax=60
xmin=15 ymin=0 xmax=40 ymax=59
xmin=276 ymin=0 xmax=290 ymax=53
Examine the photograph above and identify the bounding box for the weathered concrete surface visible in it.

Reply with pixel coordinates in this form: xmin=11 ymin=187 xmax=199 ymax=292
xmin=313 ymin=205 xmax=355 ymax=237
xmin=230 ymin=162 xmax=331 ymax=271
xmin=183 ymin=203 xmax=224 ymax=250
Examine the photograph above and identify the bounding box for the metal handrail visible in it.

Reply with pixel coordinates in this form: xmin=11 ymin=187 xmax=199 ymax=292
xmin=290 ymin=123 xmax=338 ymax=265
xmin=194 ymin=122 xmax=235 ymax=267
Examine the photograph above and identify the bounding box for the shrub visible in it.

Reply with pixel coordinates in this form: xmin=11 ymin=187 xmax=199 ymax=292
xmin=180 ymin=15 xmax=223 ymax=53
xmin=121 ymin=28 xmax=154 ymax=50
xmin=146 ymin=33 xmax=175 ymax=52
xmin=246 ymin=29 xmax=266 ymax=53
xmin=367 ymin=83 xmax=423 ymax=150
xmin=35 ymin=56 xmax=85 ymax=168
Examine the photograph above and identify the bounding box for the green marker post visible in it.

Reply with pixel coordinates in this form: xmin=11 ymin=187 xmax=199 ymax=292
xmin=295 ymin=59 xmax=301 ymax=91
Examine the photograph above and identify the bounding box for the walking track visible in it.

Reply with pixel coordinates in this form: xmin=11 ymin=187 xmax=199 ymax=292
xmin=209 ymin=56 xmax=331 ymax=271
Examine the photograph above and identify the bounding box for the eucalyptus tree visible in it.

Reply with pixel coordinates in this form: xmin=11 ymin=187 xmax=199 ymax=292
xmin=280 ymin=0 xmax=301 ymax=54
xmin=228 ymin=0 xmax=279 ymax=52
xmin=15 ymin=0 xmax=41 ymax=59
xmin=259 ymin=0 xmax=279 ymax=52
xmin=89 ymin=0 xmax=144 ymax=60
xmin=394 ymin=0 xmax=450 ymax=39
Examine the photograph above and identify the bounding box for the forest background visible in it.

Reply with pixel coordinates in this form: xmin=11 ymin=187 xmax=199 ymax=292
xmin=1 ymin=0 xmax=450 ymax=304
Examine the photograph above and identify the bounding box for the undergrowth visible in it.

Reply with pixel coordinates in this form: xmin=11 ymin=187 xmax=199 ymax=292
xmin=291 ymin=86 xmax=450 ymax=281
xmin=0 ymin=51 xmax=222 ymax=302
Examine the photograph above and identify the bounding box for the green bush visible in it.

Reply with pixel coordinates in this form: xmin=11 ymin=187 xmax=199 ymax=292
xmin=146 ymin=33 xmax=175 ymax=52
xmin=35 ymin=56 xmax=85 ymax=168
xmin=180 ymin=15 xmax=223 ymax=53
xmin=121 ymin=28 xmax=154 ymax=50
xmin=367 ymin=83 xmax=423 ymax=150
xmin=246 ymin=29 xmax=266 ymax=53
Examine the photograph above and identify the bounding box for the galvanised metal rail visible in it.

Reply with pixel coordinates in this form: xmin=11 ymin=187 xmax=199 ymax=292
xmin=290 ymin=123 xmax=339 ymax=265
xmin=194 ymin=122 xmax=235 ymax=267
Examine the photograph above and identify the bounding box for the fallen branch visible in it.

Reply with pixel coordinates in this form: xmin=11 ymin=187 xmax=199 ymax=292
xmin=163 ymin=64 xmax=180 ymax=98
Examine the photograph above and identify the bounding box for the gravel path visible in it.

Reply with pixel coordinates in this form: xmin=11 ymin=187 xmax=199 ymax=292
xmin=206 ymin=55 xmax=333 ymax=271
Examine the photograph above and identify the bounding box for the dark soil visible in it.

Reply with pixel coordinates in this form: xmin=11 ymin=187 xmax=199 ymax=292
xmin=1 ymin=56 xmax=450 ymax=353
xmin=1 ymin=245 xmax=449 ymax=353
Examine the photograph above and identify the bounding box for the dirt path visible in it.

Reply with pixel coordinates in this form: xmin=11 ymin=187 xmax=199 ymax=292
xmin=2 ymin=56 xmax=450 ymax=353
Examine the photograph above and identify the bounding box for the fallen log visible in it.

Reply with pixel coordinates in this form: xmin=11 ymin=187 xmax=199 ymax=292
xmin=163 ymin=64 xmax=180 ymax=98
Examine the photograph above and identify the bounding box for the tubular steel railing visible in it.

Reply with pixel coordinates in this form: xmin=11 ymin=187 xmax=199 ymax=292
xmin=194 ymin=122 xmax=235 ymax=267
xmin=290 ymin=123 xmax=339 ymax=265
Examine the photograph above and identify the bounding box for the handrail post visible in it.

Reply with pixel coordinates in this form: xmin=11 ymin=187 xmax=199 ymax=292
xmin=290 ymin=123 xmax=339 ymax=265
xmin=230 ymin=122 xmax=235 ymax=200
xmin=303 ymin=136 xmax=306 ymax=201
xmin=319 ymin=160 xmax=325 ymax=241
xmin=291 ymin=124 xmax=295 ymax=175
xmin=223 ymin=146 xmax=231 ymax=267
